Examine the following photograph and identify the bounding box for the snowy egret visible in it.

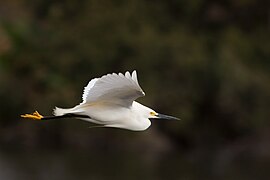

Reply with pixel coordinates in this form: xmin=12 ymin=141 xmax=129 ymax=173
xmin=21 ymin=70 xmax=179 ymax=131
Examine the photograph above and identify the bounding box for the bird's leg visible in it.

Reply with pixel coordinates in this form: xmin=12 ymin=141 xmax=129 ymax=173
xmin=21 ymin=111 xmax=61 ymax=120
xmin=21 ymin=111 xmax=91 ymax=121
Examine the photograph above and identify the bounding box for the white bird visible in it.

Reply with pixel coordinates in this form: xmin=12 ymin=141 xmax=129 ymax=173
xmin=21 ymin=70 xmax=179 ymax=131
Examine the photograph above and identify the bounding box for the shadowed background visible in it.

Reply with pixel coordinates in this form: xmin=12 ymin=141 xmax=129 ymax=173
xmin=0 ymin=0 xmax=270 ymax=179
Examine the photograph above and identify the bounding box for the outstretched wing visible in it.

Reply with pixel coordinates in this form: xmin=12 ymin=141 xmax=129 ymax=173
xmin=81 ymin=70 xmax=145 ymax=107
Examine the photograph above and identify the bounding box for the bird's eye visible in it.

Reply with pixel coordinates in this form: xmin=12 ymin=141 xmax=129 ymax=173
xmin=150 ymin=112 xmax=156 ymax=116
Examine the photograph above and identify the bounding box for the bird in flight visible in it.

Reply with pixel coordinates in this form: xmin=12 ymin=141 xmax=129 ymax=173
xmin=21 ymin=70 xmax=179 ymax=131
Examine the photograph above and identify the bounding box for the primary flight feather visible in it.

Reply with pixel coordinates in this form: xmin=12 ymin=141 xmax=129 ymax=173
xmin=21 ymin=70 xmax=179 ymax=131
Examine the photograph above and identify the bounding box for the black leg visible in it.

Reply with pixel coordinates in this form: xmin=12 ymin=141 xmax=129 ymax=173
xmin=42 ymin=113 xmax=91 ymax=120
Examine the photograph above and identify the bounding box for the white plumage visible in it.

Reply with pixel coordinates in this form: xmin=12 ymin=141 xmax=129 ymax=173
xmin=54 ymin=70 xmax=152 ymax=130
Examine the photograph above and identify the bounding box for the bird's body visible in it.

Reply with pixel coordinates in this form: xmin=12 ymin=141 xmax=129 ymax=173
xmin=55 ymin=101 xmax=152 ymax=131
xmin=21 ymin=70 xmax=179 ymax=131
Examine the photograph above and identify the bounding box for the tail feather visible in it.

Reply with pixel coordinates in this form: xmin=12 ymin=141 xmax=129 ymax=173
xmin=53 ymin=107 xmax=75 ymax=116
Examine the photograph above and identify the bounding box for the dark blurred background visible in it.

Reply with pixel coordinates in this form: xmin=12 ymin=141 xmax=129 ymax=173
xmin=0 ymin=0 xmax=270 ymax=179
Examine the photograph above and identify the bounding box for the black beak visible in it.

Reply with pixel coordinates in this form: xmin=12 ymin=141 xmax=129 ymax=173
xmin=155 ymin=113 xmax=180 ymax=120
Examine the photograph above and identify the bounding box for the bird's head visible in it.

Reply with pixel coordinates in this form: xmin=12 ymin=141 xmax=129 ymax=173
xmin=133 ymin=101 xmax=180 ymax=121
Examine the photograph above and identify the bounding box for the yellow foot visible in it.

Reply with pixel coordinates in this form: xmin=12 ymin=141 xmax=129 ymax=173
xmin=21 ymin=111 xmax=44 ymax=120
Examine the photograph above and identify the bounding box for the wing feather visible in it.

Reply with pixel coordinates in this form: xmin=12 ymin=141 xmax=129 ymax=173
xmin=82 ymin=78 xmax=99 ymax=103
xmin=81 ymin=70 xmax=145 ymax=107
